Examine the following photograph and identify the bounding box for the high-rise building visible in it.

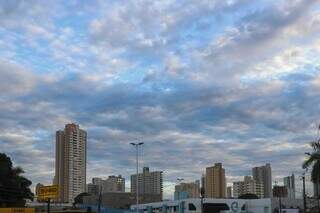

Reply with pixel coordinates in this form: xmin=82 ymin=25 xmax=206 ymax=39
xmin=283 ymin=174 xmax=295 ymax=199
xmin=233 ymin=176 xmax=264 ymax=198
xmin=131 ymin=167 xmax=163 ymax=201
xmin=227 ymin=186 xmax=232 ymax=198
xmin=174 ymin=181 xmax=200 ymax=200
xmin=252 ymin=163 xmax=272 ymax=198
xmin=103 ymin=175 xmax=125 ymax=193
xmin=54 ymin=123 xmax=87 ymax=203
xmin=205 ymin=163 xmax=226 ymax=198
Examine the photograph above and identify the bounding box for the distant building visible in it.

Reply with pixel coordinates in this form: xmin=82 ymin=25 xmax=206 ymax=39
xmin=131 ymin=167 xmax=163 ymax=200
xmin=86 ymin=183 xmax=99 ymax=195
xmin=205 ymin=163 xmax=226 ymax=198
xmin=103 ymin=175 xmax=125 ymax=193
xmin=227 ymin=186 xmax=232 ymax=198
xmin=174 ymin=181 xmax=200 ymax=200
xmin=35 ymin=183 xmax=44 ymax=201
xmin=233 ymin=176 xmax=264 ymax=198
xmin=283 ymin=174 xmax=295 ymax=199
xmin=252 ymin=163 xmax=272 ymax=198
xmin=273 ymin=185 xmax=288 ymax=198
xmin=201 ymin=174 xmax=205 ymax=196
xmin=54 ymin=123 xmax=87 ymax=203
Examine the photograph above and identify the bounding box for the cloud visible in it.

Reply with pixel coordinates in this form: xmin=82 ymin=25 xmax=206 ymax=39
xmin=0 ymin=0 xmax=320 ymax=200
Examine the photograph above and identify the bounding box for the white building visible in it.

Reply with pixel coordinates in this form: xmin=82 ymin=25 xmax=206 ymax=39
xmin=131 ymin=167 xmax=163 ymax=200
xmin=54 ymin=123 xmax=87 ymax=203
xmin=233 ymin=176 xmax=264 ymax=198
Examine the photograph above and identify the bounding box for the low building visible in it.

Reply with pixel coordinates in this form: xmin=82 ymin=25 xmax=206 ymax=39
xmin=83 ymin=192 xmax=162 ymax=209
xmin=174 ymin=181 xmax=200 ymax=200
xmin=233 ymin=176 xmax=264 ymax=198
xmin=103 ymin=175 xmax=125 ymax=193
xmin=273 ymin=185 xmax=288 ymax=198
xmin=86 ymin=183 xmax=99 ymax=196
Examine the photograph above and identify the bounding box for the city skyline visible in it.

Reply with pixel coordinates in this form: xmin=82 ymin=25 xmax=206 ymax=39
xmin=1 ymin=0 xmax=320 ymax=201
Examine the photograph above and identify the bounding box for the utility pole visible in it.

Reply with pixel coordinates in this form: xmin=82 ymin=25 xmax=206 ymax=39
xmin=274 ymin=181 xmax=282 ymax=213
xmin=130 ymin=142 xmax=144 ymax=213
xmin=98 ymin=185 xmax=102 ymax=213
xmin=302 ymin=174 xmax=307 ymax=213
xmin=47 ymin=198 xmax=50 ymax=213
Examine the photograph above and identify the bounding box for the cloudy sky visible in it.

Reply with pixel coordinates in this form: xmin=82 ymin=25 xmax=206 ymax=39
xmin=1 ymin=0 xmax=320 ymax=199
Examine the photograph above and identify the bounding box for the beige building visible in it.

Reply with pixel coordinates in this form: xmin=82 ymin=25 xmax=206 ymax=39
xmin=174 ymin=181 xmax=200 ymax=200
xmin=54 ymin=123 xmax=87 ymax=203
xmin=233 ymin=176 xmax=264 ymax=198
xmin=205 ymin=163 xmax=226 ymax=198
xmin=131 ymin=167 xmax=163 ymax=200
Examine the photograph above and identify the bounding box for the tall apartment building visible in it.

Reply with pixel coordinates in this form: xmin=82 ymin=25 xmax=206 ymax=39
xmin=103 ymin=175 xmax=125 ymax=193
xmin=233 ymin=176 xmax=264 ymax=198
xmin=174 ymin=181 xmax=200 ymax=200
xmin=205 ymin=163 xmax=226 ymax=198
xmin=54 ymin=123 xmax=87 ymax=203
xmin=131 ymin=167 xmax=163 ymax=201
xmin=252 ymin=163 xmax=272 ymax=198
xmin=283 ymin=174 xmax=295 ymax=199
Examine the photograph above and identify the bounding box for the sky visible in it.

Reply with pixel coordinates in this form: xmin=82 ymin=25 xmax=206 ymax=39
xmin=0 ymin=0 xmax=320 ymax=199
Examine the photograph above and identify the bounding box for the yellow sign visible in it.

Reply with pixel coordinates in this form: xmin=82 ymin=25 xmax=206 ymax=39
xmin=0 ymin=208 xmax=35 ymax=213
xmin=38 ymin=185 xmax=59 ymax=200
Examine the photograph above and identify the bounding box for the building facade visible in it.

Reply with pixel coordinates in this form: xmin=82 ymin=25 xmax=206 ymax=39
xmin=233 ymin=176 xmax=264 ymax=198
xmin=174 ymin=181 xmax=200 ymax=200
xmin=131 ymin=167 xmax=163 ymax=200
xmin=283 ymin=174 xmax=295 ymax=199
xmin=103 ymin=175 xmax=125 ymax=193
xmin=252 ymin=163 xmax=272 ymax=198
xmin=54 ymin=123 xmax=87 ymax=203
xmin=227 ymin=186 xmax=232 ymax=198
xmin=86 ymin=183 xmax=99 ymax=196
xmin=273 ymin=186 xmax=288 ymax=198
xmin=205 ymin=163 xmax=226 ymax=198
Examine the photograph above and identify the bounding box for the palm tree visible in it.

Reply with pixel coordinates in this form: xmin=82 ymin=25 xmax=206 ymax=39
xmin=303 ymin=140 xmax=320 ymax=184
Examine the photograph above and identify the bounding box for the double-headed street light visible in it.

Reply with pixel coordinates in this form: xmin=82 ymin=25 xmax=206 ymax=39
xmin=130 ymin=142 xmax=144 ymax=213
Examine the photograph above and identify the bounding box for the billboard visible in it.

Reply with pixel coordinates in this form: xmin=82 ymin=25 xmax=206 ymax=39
xmin=0 ymin=208 xmax=35 ymax=213
xmin=38 ymin=185 xmax=59 ymax=201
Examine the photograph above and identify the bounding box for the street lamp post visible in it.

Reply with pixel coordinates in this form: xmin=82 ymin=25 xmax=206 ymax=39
xmin=130 ymin=142 xmax=144 ymax=213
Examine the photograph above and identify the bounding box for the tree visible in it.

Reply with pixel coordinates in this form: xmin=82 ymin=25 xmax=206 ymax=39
xmin=303 ymin=141 xmax=320 ymax=184
xmin=238 ymin=193 xmax=259 ymax=199
xmin=0 ymin=153 xmax=34 ymax=207
xmin=303 ymin=124 xmax=320 ymax=185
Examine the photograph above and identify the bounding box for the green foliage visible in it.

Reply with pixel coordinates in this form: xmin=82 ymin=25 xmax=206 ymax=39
xmin=238 ymin=193 xmax=259 ymax=199
xmin=303 ymin=141 xmax=320 ymax=183
xmin=0 ymin=153 xmax=34 ymax=207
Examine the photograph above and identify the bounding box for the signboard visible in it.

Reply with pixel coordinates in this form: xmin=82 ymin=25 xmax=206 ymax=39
xmin=38 ymin=185 xmax=59 ymax=200
xmin=0 ymin=208 xmax=35 ymax=213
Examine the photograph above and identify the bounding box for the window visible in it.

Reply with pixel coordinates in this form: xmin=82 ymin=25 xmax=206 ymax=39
xmin=188 ymin=203 xmax=196 ymax=211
